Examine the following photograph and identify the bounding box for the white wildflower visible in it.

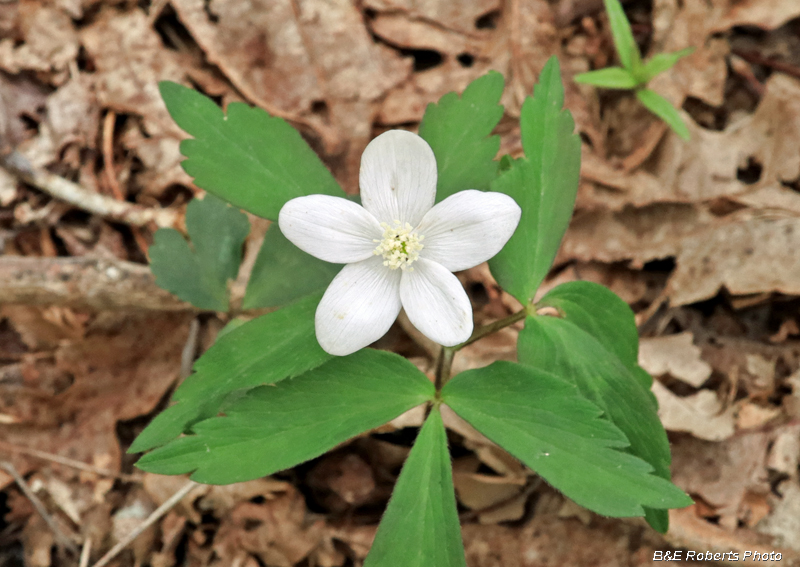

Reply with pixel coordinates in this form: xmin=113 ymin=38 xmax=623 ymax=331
xmin=279 ymin=130 xmax=521 ymax=356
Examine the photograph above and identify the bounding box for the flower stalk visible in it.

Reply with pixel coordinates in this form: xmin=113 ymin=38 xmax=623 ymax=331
xmin=434 ymin=307 xmax=529 ymax=390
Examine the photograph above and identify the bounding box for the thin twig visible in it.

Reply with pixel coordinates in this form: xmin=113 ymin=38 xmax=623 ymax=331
xmin=0 ymin=256 xmax=193 ymax=311
xmin=0 ymin=460 xmax=79 ymax=553
xmin=101 ymin=111 xmax=124 ymax=201
xmin=732 ymin=49 xmax=800 ymax=81
xmin=0 ymin=150 xmax=178 ymax=228
xmin=79 ymin=538 xmax=92 ymax=567
xmin=0 ymin=440 xmax=139 ymax=483
xmin=91 ymin=480 xmax=198 ymax=567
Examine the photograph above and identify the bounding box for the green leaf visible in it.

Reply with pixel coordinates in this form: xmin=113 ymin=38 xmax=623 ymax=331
xmin=129 ymin=293 xmax=330 ymax=453
xmin=518 ymin=316 xmax=689 ymax=531
xmin=574 ymin=67 xmax=639 ymax=89
xmin=539 ymin=281 xmax=638 ymax=368
xmin=135 ymin=349 xmax=434 ymax=484
xmin=150 ymin=194 xmax=249 ymax=311
xmin=641 ymin=48 xmax=694 ymax=82
xmin=364 ymin=409 xmax=466 ymax=567
xmin=443 ymin=362 xmax=692 ymax=517
xmin=160 ymin=82 xmax=346 ymax=220
xmin=488 ymin=57 xmax=582 ymax=304
xmin=540 ymin=280 xmax=656 ymax=394
xmin=243 ymin=223 xmax=341 ymax=309
xmin=418 ymin=71 xmax=505 ymax=202
xmin=604 ymin=0 xmax=642 ymax=72
xmin=636 ymin=88 xmax=690 ymax=140
xmin=539 ymin=280 xmax=665 ymax=528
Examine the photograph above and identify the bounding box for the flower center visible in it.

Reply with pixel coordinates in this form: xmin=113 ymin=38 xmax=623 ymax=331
xmin=373 ymin=220 xmax=424 ymax=270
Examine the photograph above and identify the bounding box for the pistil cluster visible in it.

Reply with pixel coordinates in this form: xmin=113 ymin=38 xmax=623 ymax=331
xmin=373 ymin=220 xmax=424 ymax=270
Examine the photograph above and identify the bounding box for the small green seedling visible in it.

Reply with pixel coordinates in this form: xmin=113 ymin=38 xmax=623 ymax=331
xmin=575 ymin=0 xmax=693 ymax=139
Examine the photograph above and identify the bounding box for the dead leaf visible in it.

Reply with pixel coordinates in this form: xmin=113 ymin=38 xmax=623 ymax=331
xmin=667 ymin=216 xmax=800 ymax=305
xmin=453 ymin=455 xmax=526 ymax=524
xmin=737 ymin=402 xmax=781 ymax=430
xmin=0 ymin=312 xmax=191 ymax=483
xmin=362 ymin=0 xmax=501 ymax=35
xmin=756 ymin=482 xmax=800 ymax=551
xmin=766 ymin=425 xmax=800 ymax=477
xmin=0 ymin=4 xmax=78 ymax=78
xmin=214 ymin=486 xmax=325 ymax=567
xmin=672 ymin=432 xmax=771 ymax=528
xmin=652 ymin=381 xmax=736 ymax=441
xmin=81 ymin=9 xmax=192 ymax=195
xmin=710 ymin=0 xmax=800 ymax=33
xmin=639 ymin=332 xmax=713 ymax=388
xmin=307 ymin=452 xmax=376 ymax=512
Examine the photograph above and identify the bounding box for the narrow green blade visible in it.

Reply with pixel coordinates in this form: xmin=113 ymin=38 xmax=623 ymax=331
xmin=364 ymin=409 xmax=466 ymax=567
xmin=641 ymin=48 xmax=694 ymax=82
xmin=636 ymin=88 xmax=690 ymax=140
xmin=604 ymin=0 xmax=643 ymax=72
xmin=136 ymin=349 xmax=435 ymax=484
xmin=574 ymin=67 xmax=639 ymax=89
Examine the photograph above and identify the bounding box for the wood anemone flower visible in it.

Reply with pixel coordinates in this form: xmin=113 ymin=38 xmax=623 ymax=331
xmin=279 ymin=130 xmax=521 ymax=356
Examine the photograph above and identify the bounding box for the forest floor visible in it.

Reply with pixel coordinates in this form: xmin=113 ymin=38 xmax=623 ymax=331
xmin=2 ymin=0 xmax=800 ymax=565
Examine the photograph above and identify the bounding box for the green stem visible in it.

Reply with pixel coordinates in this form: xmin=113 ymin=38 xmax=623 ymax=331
xmin=435 ymin=347 xmax=455 ymax=392
xmin=434 ymin=307 xmax=529 ymax=391
xmin=456 ymin=308 xmax=528 ymax=350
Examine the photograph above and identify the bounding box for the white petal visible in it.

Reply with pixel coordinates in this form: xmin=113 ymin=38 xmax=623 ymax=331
xmin=279 ymin=195 xmax=382 ymax=264
xmin=359 ymin=130 xmax=437 ymax=226
xmin=400 ymin=258 xmax=473 ymax=347
xmin=315 ymin=256 xmax=402 ymax=356
xmin=416 ymin=190 xmax=522 ymax=272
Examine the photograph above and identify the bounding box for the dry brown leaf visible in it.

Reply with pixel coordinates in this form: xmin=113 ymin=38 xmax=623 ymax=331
xmin=0 ymin=4 xmax=78 ymax=78
xmin=43 ymin=75 xmax=100 ymax=154
xmin=143 ymin=473 xmax=207 ymax=524
xmin=22 ymin=514 xmax=54 ymax=567
xmin=214 ymin=486 xmax=325 ymax=567
xmin=767 ymin=425 xmax=800 ymax=477
xmin=0 ymin=312 xmax=191 ymax=484
xmin=559 ymin=203 xmax=716 ymax=267
xmin=307 ymin=452 xmax=376 ymax=512
xmin=710 ymin=0 xmax=800 ymax=33
xmin=668 ymin=505 xmax=790 ymax=564
xmin=737 ymin=402 xmax=781 ymax=430
xmin=197 ymin=478 xmax=292 ymax=516
xmin=363 ymin=0 xmax=500 ymax=35
xmin=667 ymin=216 xmax=800 ymax=305
xmin=81 ymin=9 xmax=192 ymax=195
xmin=454 ymin=470 xmax=525 ymax=523
xmin=672 ymin=432 xmax=771 ymax=528
xmin=649 ymin=0 xmax=729 ymax=107
xmin=639 ymin=332 xmax=712 ymax=388
xmin=112 ymin=493 xmax=158 ymax=566
xmin=756 ymin=482 xmax=800 ymax=551
xmin=652 ymin=381 xmax=736 ymax=441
